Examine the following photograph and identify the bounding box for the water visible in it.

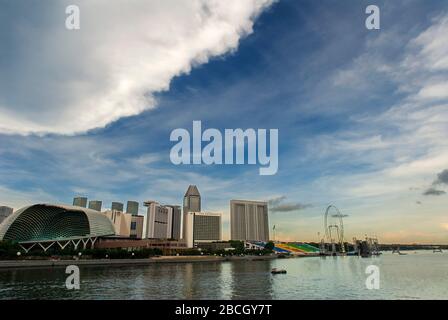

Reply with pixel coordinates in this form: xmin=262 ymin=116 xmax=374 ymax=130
xmin=0 ymin=251 xmax=447 ymax=299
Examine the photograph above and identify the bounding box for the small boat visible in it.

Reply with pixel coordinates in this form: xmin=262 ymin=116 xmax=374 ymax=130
xmin=271 ymin=268 xmax=287 ymax=274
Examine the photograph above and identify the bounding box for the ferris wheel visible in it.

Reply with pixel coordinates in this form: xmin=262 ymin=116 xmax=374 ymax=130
xmin=324 ymin=205 xmax=346 ymax=253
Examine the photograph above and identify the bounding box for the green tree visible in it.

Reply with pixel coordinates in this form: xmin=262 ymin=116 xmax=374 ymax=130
xmin=264 ymin=241 xmax=275 ymax=251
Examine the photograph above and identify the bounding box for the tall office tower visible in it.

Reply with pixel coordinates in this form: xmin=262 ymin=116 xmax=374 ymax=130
xmin=126 ymin=201 xmax=139 ymax=216
xmin=166 ymin=205 xmax=181 ymax=240
xmin=88 ymin=200 xmax=102 ymax=212
xmin=0 ymin=206 xmax=13 ymax=224
xmin=182 ymin=185 xmax=201 ymax=239
xmin=230 ymin=200 xmax=269 ymax=242
xmin=193 ymin=212 xmax=222 ymax=242
xmin=166 ymin=206 xmax=173 ymax=239
xmin=183 ymin=185 xmax=201 ymax=212
xmin=144 ymin=201 xmax=169 ymax=239
xmin=73 ymin=197 xmax=87 ymax=208
xmin=111 ymin=202 xmax=124 ymax=212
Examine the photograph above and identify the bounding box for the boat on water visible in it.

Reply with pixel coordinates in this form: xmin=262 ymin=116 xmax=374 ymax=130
xmin=271 ymin=268 xmax=287 ymax=274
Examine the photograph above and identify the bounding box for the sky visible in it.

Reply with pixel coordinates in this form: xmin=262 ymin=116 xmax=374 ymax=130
xmin=0 ymin=0 xmax=448 ymax=244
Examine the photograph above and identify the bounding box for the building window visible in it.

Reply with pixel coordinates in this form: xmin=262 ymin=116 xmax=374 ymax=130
xmin=131 ymin=222 xmax=137 ymax=230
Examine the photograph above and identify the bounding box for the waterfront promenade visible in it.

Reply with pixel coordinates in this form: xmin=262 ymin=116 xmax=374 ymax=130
xmin=0 ymin=254 xmax=277 ymax=269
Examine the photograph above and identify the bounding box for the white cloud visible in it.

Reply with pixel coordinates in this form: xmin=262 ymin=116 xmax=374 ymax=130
xmin=306 ymin=13 xmax=448 ymax=203
xmin=0 ymin=0 xmax=274 ymax=135
xmin=407 ymin=14 xmax=448 ymax=72
xmin=417 ymin=83 xmax=448 ymax=100
xmin=0 ymin=185 xmax=56 ymax=210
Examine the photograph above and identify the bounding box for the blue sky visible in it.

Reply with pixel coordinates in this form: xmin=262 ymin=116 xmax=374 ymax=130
xmin=1 ymin=0 xmax=448 ymax=243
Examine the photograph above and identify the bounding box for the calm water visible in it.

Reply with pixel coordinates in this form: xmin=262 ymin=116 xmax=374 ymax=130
xmin=1 ymin=251 xmax=447 ymax=300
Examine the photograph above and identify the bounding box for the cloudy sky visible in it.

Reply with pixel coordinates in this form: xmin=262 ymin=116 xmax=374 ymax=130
xmin=0 ymin=0 xmax=447 ymax=244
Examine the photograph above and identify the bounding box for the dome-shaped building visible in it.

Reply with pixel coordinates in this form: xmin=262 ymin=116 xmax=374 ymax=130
xmin=0 ymin=204 xmax=115 ymax=251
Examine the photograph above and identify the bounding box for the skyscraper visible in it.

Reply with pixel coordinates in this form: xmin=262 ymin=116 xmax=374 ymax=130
xmin=183 ymin=211 xmax=195 ymax=248
xmin=183 ymin=185 xmax=201 ymax=212
xmin=0 ymin=206 xmax=13 ymax=224
xmin=144 ymin=201 xmax=170 ymax=239
xmin=88 ymin=200 xmax=102 ymax=212
xmin=230 ymin=200 xmax=269 ymax=242
xmin=73 ymin=197 xmax=87 ymax=208
xmin=126 ymin=201 xmax=139 ymax=216
xmin=111 ymin=202 xmax=124 ymax=212
xmin=182 ymin=185 xmax=201 ymax=239
xmin=193 ymin=212 xmax=222 ymax=242
xmin=166 ymin=205 xmax=181 ymax=240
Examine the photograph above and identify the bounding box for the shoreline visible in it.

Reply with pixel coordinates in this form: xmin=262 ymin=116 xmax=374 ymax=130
xmin=0 ymin=254 xmax=278 ymax=269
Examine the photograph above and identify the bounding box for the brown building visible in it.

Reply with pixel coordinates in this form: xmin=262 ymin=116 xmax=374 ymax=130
xmin=95 ymin=238 xmax=188 ymax=252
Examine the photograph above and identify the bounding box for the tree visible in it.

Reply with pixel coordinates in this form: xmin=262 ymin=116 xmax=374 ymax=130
xmin=264 ymin=241 xmax=275 ymax=251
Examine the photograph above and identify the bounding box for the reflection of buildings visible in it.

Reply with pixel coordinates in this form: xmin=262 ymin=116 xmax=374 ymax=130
xmin=0 ymin=206 xmax=13 ymax=224
xmin=230 ymin=200 xmax=269 ymax=242
xmin=229 ymin=259 xmax=273 ymax=300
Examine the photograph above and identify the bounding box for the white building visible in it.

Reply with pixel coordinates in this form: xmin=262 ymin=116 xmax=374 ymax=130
xmin=183 ymin=211 xmax=195 ymax=248
xmin=104 ymin=209 xmax=144 ymax=239
xmin=144 ymin=201 xmax=172 ymax=239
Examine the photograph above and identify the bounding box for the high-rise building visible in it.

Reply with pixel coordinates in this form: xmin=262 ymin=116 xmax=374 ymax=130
xmin=183 ymin=185 xmax=201 ymax=212
xmin=126 ymin=201 xmax=139 ymax=216
xmin=230 ymin=200 xmax=269 ymax=242
xmin=144 ymin=201 xmax=170 ymax=239
xmin=183 ymin=211 xmax=195 ymax=248
xmin=166 ymin=206 xmax=173 ymax=239
xmin=166 ymin=205 xmax=181 ymax=240
xmin=73 ymin=197 xmax=87 ymax=208
xmin=0 ymin=206 xmax=13 ymax=224
xmin=88 ymin=200 xmax=102 ymax=212
xmin=182 ymin=185 xmax=201 ymax=239
xmin=111 ymin=202 xmax=124 ymax=212
xmin=193 ymin=212 xmax=222 ymax=243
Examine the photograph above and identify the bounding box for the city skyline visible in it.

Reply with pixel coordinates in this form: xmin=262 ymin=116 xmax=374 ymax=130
xmin=1 ymin=0 xmax=448 ymax=244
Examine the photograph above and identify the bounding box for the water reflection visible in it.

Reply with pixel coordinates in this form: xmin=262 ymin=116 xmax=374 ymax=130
xmin=229 ymin=260 xmax=273 ymax=300
xmin=0 ymin=252 xmax=447 ymax=299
